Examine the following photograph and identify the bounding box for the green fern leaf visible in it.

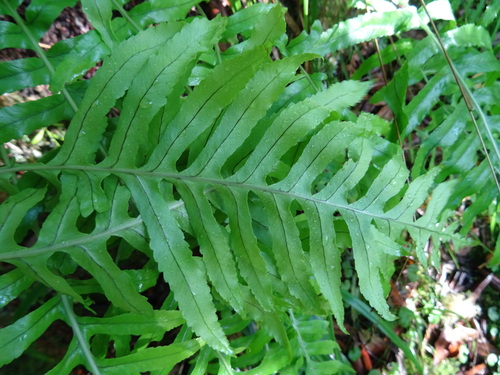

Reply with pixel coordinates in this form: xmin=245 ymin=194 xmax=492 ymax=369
xmin=126 ymin=0 xmax=201 ymax=25
xmin=0 ymin=2 xmax=475 ymax=372
xmin=123 ymin=175 xmax=232 ymax=353
xmin=222 ymin=2 xmax=275 ymax=39
xmin=285 ymin=6 xmax=439 ymax=57
xmin=0 ymin=297 xmax=62 ymax=366
xmin=49 ymin=21 xmax=185 ymax=165
xmin=81 ymin=0 xmax=116 ymax=48
xmin=0 ymin=268 xmax=33 ymax=308
xmin=183 ymin=53 xmax=317 ymax=176
xmin=226 ymin=4 xmax=286 ymax=55
xmin=0 ymin=0 xmax=77 ymax=41
xmin=0 ymin=57 xmax=50 ymax=93
xmin=97 ymin=340 xmax=203 ymax=375
xmin=175 ymin=180 xmax=245 ymax=313
xmin=146 ymin=46 xmax=269 ymax=170
xmin=49 ymin=30 xmax=110 ymax=93
xmin=0 ymin=85 xmax=85 ymax=143
xmin=102 ymin=16 xmax=226 ymax=168
xmin=373 ymin=20 xmax=500 ymax=237
xmin=288 ymin=312 xmax=354 ymax=374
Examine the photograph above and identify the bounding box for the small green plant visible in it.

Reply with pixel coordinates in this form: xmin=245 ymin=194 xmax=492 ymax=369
xmin=0 ymin=0 xmax=498 ymax=373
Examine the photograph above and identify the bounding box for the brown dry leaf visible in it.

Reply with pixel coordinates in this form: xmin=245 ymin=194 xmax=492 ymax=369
xmin=433 ymin=324 xmax=479 ymax=365
xmin=365 ymin=335 xmax=388 ymax=358
xmin=460 ymin=363 xmax=487 ymax=375
xmin=443 ymin=325 xmax=479 ymax=343
xmin=376 ymin=105 xmax=394 ymax=121
xmin=389 ymin=281 xmax=406 ymax=307
xmin=433 ymin=331 xmax=450 ymax=365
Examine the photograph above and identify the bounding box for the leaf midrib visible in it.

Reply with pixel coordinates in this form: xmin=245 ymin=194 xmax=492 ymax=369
xmin=0 ymin=217 xmax=142 ymax=260
xmin=0 ymin=164 xmax=454 ymax=238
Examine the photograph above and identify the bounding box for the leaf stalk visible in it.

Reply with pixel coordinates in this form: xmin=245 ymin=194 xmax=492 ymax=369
xmin=61 ymin=295 xmax=102 ymax=375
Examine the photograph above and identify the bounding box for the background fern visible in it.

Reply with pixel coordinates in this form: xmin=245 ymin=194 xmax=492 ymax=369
xmin=0 ymin=0 xmax=498 ymax=373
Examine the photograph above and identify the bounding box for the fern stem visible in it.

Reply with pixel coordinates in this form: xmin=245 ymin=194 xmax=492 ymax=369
xmin=363 ymin=1 xmax=409 ymax=172
xmin=0 ymin=143 xmax=13 ymax=168
xmin=328 ymin=315 xmax=343 ymax=361
xmin=196 ymin=4 xmax=223 ymax=65
xmin=216 ymin=352 xmax=234 ymax=374
xmin=373 ymin=36 xmax=409 ymax=169
xmin=61 ymin=295 xmax=102 ymax=375
xmin=111 ymin=0 xmax=141 ymax=33
xmin=0 ymin=217 xmax=142 ymax=260
xmin=388 ymin=35 xmax=403 ymax=66
xmin=0 ymin=144 xmax=17 ymax=187
xmin=299 ymin=65 xmax=320 ymax=92
xmin=0 ymin=163 xmax=459 ymax=239
xmin=289 ymin=309 xmax=312 ymax=366
xmin=419 ymin=0 xmax=500 ymax=193
xmin=281 ymin=45 xmax=320 ymax=92
xmin=1 ymin=0 xmax=78 ymax=113
xmin=303 ymin=0 xmax=309 ymax=31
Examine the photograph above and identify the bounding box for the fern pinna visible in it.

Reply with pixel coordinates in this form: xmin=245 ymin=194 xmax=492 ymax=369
xmin=0 ymin=1 xmax=482 ymax=373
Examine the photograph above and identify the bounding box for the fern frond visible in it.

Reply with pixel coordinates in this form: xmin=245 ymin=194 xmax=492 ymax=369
xmin=285 ymin=1 xmax=455 ymax=57
xmin=288 ymin=311 xmax=355 ymax=374
xmin=0 ymin=1 xmax=473 ymax=373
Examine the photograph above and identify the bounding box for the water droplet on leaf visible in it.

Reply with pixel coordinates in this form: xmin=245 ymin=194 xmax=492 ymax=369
xmin=141 ymin=101 xmax=153 ymax=109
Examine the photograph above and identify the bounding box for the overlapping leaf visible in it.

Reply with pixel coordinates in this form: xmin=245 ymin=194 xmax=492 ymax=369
xmin=285 ymin=1 xmax=455 ymax=57
xmin=367 ymin=21 xmax=500 ymax=234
